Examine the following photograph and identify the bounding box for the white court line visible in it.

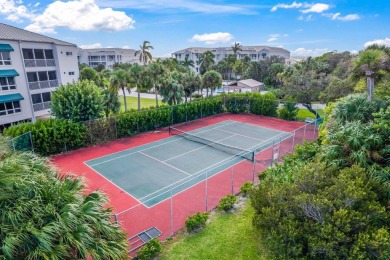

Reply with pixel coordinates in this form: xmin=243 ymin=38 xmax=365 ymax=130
xmin=163 ymin=134 xmax=238 ymax=162
xmin=139 ymin=152 xmax=239 ymax=203
xmin=83 ymin=162 xmax=143 ymax=205
xmin=87 ymin=121 xmax=237 ymax=167
xmin=217 ymin=128 xmax=264 ymax=142
xmin=231 ymin=120 xmax=290 ymax=134
xmin=138 ymin=151 xmax=192 ymax=176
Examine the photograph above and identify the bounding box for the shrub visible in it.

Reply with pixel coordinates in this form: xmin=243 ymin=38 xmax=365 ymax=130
xmin=240 ymin=182 xmax=253 ymax=197
xmin=218 ymin=194 xmax=237 ymax=211
xmin=278 ymin=102 xmax=298 ymax=121
xmin=185 ymin=212 xmax=209 ymax=232
xmin=137 ymin=238 xmax=162 ymax=260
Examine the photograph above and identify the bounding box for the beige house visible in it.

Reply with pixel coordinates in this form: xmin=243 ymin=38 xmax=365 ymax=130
xmin=236 ymin=79 xmax=264 ymax=93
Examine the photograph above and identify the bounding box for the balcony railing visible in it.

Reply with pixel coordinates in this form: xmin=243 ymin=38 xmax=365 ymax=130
xmin=24 ymin=59 xmax=56 ymax=67
xmin=28 ymin=80 xmax=59 ymax=90
xmin=33 ymin=101 xmax=51 ymax=112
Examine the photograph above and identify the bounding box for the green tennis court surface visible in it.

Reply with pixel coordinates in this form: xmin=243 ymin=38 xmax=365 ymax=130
xmin=85 ymin=120 xmax=291 ymax=207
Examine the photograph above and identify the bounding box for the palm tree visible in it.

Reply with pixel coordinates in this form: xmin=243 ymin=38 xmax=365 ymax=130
xmin=148 ymin=62 xmax=166 ymax=107
xmin=160 ymin=72 xmax=185 ymax=105
xmin=232 ymin=42 xmax=242 ymax=59
xmin=135 ymin=40 xmax=154 ymax=65
xmin=199 ymin=51 xmax=215 ymax=74
xmin=127 ymin=63 xmax=144 ymax=110
xmin=202 ymin=70 xmax=222 ymax=97
xmin=354 ymin=49 xmax=390 ymax=101
xmin=180 ymin=56 xmax=195 ymax=68
xmin=183 ymin=70 xmax=201 ymax=102
xmin=110 ymin=69 xmax=130 ymax=111
xmin=0 ymin=136 xmax=128 ymax=259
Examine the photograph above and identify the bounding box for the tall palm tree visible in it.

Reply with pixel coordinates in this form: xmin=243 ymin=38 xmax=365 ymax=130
xmin=135 ymin=40 xmax=154 ymax=65
xmin=110 ymin=69 xmax=130 ymax=111
xmin=127 ymin=64 xmax=144 ymax=110
xmin=180 ymin=56 xmax=195 ymax=68
xmin=232 ymin=42 xmax=242 ymax=59
xmin=199 ymin=51 xmax=215 ymax=74
xmin=354 ymin=49 xmax=390 ymax=101
xmin=148 ymin=62 xmax=166 ymax=107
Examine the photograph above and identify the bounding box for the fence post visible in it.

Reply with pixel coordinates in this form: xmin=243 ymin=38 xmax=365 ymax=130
xmin=11 ymin=138 xmax=15 ymax=151
xmin=291 ymin=130 xmax=296 ymax=153
xmin=205 ymin=171 xmax=208 ymax=211
xmin=231 ymin=158 xmax=235 ymax=194
xmin=29 ymin=132 xmax=34 ymax=153
xmin=278 ymin=136 xmax=282 ymax=163
xmin=313 ymin=118 xmax=318 ymax=138
xmin=271 ymin=139 xmax=275 ymax=167
xmin=252 ymin=159 xmax=256 ymax=182
xmin=113 ymin=214 xmax=118 ymax=225
xmin=114 ymin=115 xmax=118 ymax=139
xmin=185 ymin=102 xmax=188 ymax=123
xmin=170 ymin=189 xmax=174 ymax=235
xmin=303 ymin=124 xmax=307 ymax=141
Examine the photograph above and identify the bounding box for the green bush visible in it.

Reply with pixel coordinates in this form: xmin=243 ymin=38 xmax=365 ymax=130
xmin=4 ymin=119 xmax=87 ymax=155
xmin=240 ymin=182 xmax=253 ymax=197
xmin=218 ymin=194 xmax=237 ymax=211
xmin=137 ymin=238 xmax=162 ymax=260
xmin=278 ymin=102 xmax=298 ymax=121
xmin=185 ymin=212 xmax=209 ymax=232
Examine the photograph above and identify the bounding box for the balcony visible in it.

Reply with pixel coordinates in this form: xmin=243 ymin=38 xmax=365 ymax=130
xmin=24 ymin=59 xmax=56 ymax=67
xmin=33 ymin=101 xmax=51 ymax=112
xmin=29 ymin=80 xmax=59 ymax=90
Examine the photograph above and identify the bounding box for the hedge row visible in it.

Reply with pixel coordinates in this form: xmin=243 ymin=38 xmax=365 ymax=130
xmin=4 ymin=94 xmax=284 ymax=156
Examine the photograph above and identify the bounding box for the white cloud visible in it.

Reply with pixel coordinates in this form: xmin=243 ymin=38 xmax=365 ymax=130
xmin=0 ymin=0 xmax=35 ymax=22
xmin=122 ymin=45 xmax=131 ymax=49
xmin=271 ymin=1 xmax=305 ymax=11
xmin=300 ymin=3 xmax=329 ymax=13
xmin=324 ymin=12 xmax=360 ymax=21
xmin=99 ymin=0 xmax=263 ymax=15
xmin=79 ymin=43 xmax=103 ymax=49
xmin=292 ymin=47 xmax=328 ymax=57
xmin=299 ymin=14 xmax=313 ymax=21
xmin=24 ymin=0 xmax=134 ymax=34
xmin=191 ymin=32 xmax=233 ymax=45
xmin=350 ymin=50 xmax=358 ymax=55
xmin=364 ymin=38 xmax=390 ymax=48
xmin=267 ymin=33 xmax=288 ymax=42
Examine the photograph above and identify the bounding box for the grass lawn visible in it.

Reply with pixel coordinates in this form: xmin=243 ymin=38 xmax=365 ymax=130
xmin=118 ymin=96 xmax=163 ymax=111
xmin=160 ymin=200 xmax=270 ymax=260
xmin=297 ymin=108 xmax=324 ymax=121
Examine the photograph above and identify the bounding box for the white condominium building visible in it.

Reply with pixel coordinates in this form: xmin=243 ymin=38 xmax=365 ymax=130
xmin=0 ymin=23 xmax=79 ymax=129
xmin=78 ymin=48 xmax=141 ymax=70
xmin=172 ymin=46 xmax=290 ymax=74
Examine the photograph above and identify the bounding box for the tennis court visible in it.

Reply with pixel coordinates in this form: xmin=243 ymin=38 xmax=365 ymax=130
xmin=85 ymin=120 xmax=291 ymax=207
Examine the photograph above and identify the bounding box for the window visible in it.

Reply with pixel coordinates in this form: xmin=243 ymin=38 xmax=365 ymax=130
xmin=32 ymin=92 xmax=51 ymax=104
xmin=48 ymin=71 xmax=57 ymax=80
xmin=69 ymin=72 xmax=75 ymax=75
xmin=0 ymin=52 xmax=11 ymax=65
xmin=0 ymin=101 xmax=21 ymax=116
xmin=66 ymin=52 xmax=72 ymax=56
xmin=0 ymin=77 xmax=16 ymax=91
xmin=27 ymin=72 xmax=38 ymax=82
xmin=22 ymin=49 xmax=34 ymax=59
xmin=45 ymin=50 xmax=54 ymax=59
xmin=34 ymin=49 xmax=44 ymax=59
xmin=38 ymin=71 xmax=48 ymax=81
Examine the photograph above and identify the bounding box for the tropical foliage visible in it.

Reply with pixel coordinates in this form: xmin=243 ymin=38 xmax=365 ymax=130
xmin=0 ymin=135 xmax=129 ymax=259
xmin=51 ymin=80 xmax=105 ymax=122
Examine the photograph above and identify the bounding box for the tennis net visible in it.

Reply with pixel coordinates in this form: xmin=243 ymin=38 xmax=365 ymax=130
xmin=169 ymin=127 xmax=255 ymax=162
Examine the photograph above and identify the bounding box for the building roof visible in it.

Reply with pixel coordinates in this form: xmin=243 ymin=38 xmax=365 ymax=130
xmin=80 ymin=47 xmax=136 ymax=53
xmin=0 ymin=23 xmax=76 ymax=46
xmin=172 ymin=46 xmax=290 ymax=54
xmin=238 ymin=79 xmax=264 ymax=88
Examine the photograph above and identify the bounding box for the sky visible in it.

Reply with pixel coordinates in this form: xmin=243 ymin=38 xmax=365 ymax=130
xmin=0 ymin=0 xmax=389 ymax=57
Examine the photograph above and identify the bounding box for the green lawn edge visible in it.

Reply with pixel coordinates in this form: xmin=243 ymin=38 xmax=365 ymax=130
xmin=159 ymin=198 xmax=270 ymax=260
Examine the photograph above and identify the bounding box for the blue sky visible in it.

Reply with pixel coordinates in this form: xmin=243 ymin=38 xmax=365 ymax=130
xmin=0 ymin=0 xmax=389 ymax=57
